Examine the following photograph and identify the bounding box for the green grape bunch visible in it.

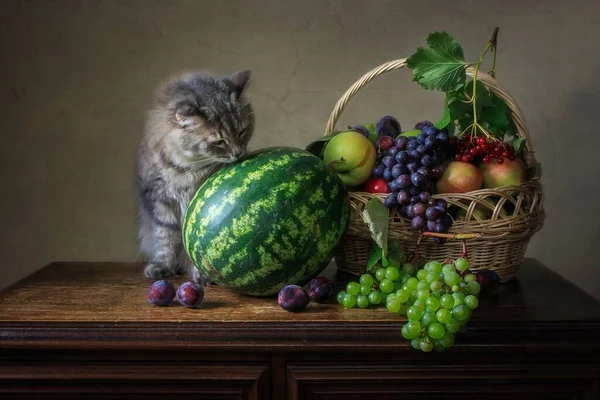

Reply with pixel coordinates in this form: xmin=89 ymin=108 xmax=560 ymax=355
xmin=337 ymin=256 xmax=482 ymax=352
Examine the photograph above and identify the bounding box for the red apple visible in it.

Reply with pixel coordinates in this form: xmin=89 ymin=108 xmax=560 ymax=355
xmin=480 ymin=157 xmax=527 ymax=188
xmin=365 ymin=178 xmax=391 ymax=194
xmin=436 ymin=161 xmax=483 ymax=194
xmin=323 ymin=131 xmax=377 ymax=187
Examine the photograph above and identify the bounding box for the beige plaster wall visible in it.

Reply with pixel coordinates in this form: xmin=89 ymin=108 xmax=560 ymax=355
xmin=1 ymin=0 xmax=599 ymax=300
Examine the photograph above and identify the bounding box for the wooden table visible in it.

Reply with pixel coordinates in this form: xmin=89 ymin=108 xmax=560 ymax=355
xmin=1 ymin=259 xmax=599 ymax=399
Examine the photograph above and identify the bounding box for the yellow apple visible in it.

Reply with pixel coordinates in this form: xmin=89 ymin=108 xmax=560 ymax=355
xmin=323 ymin=131 xmax=377 ymax=187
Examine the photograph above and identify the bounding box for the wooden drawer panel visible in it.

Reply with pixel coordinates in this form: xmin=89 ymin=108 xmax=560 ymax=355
xmin=287 ymin=363 xmax=599 ymax=400
xmin=0 ymin=363 xmax=269 ymax=400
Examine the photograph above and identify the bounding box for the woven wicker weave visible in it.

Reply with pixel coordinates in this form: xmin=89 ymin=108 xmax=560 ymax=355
xmin=325 ymin=59 xmax=545 ymax=281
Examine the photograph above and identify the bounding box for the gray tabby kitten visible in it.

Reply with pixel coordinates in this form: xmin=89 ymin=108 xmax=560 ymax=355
xmin=136 ymin=69 xmax=254 ymax=283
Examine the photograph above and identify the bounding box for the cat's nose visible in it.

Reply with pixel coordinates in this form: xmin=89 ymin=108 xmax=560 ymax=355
xmin=231 ymin=149 xmax=244 ymax=159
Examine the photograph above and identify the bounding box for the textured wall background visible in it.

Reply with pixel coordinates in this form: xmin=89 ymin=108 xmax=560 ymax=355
xmin=1 ymin=0 xmax=599 ymax=299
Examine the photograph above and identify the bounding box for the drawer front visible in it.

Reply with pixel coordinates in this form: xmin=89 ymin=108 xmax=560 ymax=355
xmin=0 ymin=363 xmax=269 ymax=400
xmin=287 ymin=363 xmax=599 ymax=400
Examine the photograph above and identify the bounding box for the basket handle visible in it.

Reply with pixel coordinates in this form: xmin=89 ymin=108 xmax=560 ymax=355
xmin=324 ymin=58 xmax=538 ymax=169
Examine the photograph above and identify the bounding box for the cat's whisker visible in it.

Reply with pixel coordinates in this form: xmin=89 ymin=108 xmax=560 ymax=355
xmin=182 ymin=159 xmax=219 ymax=168
xmin=182 ymin=158 xmax=214 ymax=166
xmin=173 ymin=164 xmax=208 ymax=184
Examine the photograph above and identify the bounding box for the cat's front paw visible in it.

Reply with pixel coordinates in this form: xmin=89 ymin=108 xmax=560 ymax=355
xmin=192 ymin=267 xmax=212 ymax=286
xmin=144 ymin=262 xmax=176 ymax=280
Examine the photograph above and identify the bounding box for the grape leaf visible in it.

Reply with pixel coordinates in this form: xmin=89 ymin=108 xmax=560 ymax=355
xmin=406 ymin=31 xmax=467 ymax=91
xmin=362 ymin=198 xmax=389 ymax=261
xmin=305 ymin=136 xmax=333 ymax=159
xmin=479 ymin=94 xmax=512 ymax=135
xmin=447 ymin=92 xmax=472 ymax=123
xmin=435 ymin=107 xmax=451 ymax=129
xmin=365 ymin=122 xmax=376 ymax=134
xmin=366 ymin=242 xmax=383 ymax=273
xmin=510 ymin=137 xmax=527 ymax=155
xmin=445 ymin=120 xmax=457 ymax=135
xmin=386 ymin=239 xmax=406 ymax=267
xmin=466 ymin=80 xmax=493 ymax=114
xmin=381 ymin=252 xmax=389 ymax=268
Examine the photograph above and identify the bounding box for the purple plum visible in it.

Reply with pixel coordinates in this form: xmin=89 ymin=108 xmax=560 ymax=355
xmin=278 ymin=285 xmax=309 ymax=312
xmin=147 ymin=280 xmax=176 ymax=306
xmin=176 ymin=281 xmax=205 ymax=308
xmin=308 ymin=276 xmax=336 ymax=304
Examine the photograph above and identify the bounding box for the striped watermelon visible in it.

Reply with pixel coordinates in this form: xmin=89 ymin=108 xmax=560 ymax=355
xmin=182 ymin=147 xmax=350 ymax=296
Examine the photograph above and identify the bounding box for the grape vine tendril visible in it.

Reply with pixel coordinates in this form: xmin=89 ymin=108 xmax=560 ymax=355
xmin=458 ymin=27 xmax=501 ymax=142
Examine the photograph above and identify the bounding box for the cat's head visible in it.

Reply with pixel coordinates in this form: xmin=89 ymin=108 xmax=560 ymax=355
xmin=156 ymin=69 xmax=254 ymax=163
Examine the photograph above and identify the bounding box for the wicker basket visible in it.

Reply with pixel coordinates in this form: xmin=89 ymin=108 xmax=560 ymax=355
xmin=325 ymin=59 xmax=545 ymax=282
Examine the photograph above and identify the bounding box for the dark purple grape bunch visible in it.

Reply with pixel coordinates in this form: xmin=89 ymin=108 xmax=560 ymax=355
xmin=308 ymin=276 xmax=336 ymax=304
xmin=278 ymin=284 xmax=310 ymax=312
xmin=374 ymin=120 xmax=453 ymax=243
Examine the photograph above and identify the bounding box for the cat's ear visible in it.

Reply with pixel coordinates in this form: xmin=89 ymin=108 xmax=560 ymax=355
xmin=226 ymin=69 xmax=252 ymax=99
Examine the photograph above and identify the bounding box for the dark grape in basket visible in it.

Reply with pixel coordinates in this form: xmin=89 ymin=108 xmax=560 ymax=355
xmin=378 ymin=135 xmax=396 ymax=151
xmin=385 ymin=193 xmax=399 ymax=208
xmin=422 ymin=125 xmax=437 ymax=136
xmin=415 ymin=120 xmax=433 ymax=130
xmin=396 ymin=136 xmax=409 ymax=150
xmin=372 ymin=164 xmax=385 ymax=178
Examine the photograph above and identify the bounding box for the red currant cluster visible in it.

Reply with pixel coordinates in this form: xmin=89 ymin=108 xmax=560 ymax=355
xmin=451 ymin=137 xmax=515 ymax=164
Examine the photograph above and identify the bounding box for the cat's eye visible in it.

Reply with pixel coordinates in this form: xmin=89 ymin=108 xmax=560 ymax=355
xmin=239 ymin=127 xmax=248 ymax=137
xmin=175 ymin=113 xmax=184 ymax=122
xmin=213 ymin=139 xmax=226 ymax=146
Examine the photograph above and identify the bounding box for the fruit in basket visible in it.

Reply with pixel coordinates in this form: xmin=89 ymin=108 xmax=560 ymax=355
xmin=455 ymin=206 xmax=488 ymax=221
xmin=377 ymin=135 xmax=396 ymax=151
xmin=376 ymin=116 xmax=401 ymax=137
xmin=183 ymin=147 xmax=350 ymax=296
xmin=415 ymin=120 xmax=434 ymax=130
xmin=368 ymin=119 xmax=454 ymax=236
xmin=348 ymin=125 xmax=369 ymax=137
xmin=480 ymin=156 xmax=527 ymax=188
xmin=365 ymin=178 xmax=391 ymax=194
xmin=452 ymin=137 xmax=518 ymax=165
xmin=436 ymin=161 xmax=483 ymax=194
xmin=278 ymin=285 xmax=309 ymax=312
xmin=454 ymin=196 xmax=511 ymax=221
xmin=323 ymin=131 xmax=377 ymax=186
xmin=400 ymin=129 xmax=421 ymax=138
xmin=363 ymin=123 xmax=379 ymax=144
